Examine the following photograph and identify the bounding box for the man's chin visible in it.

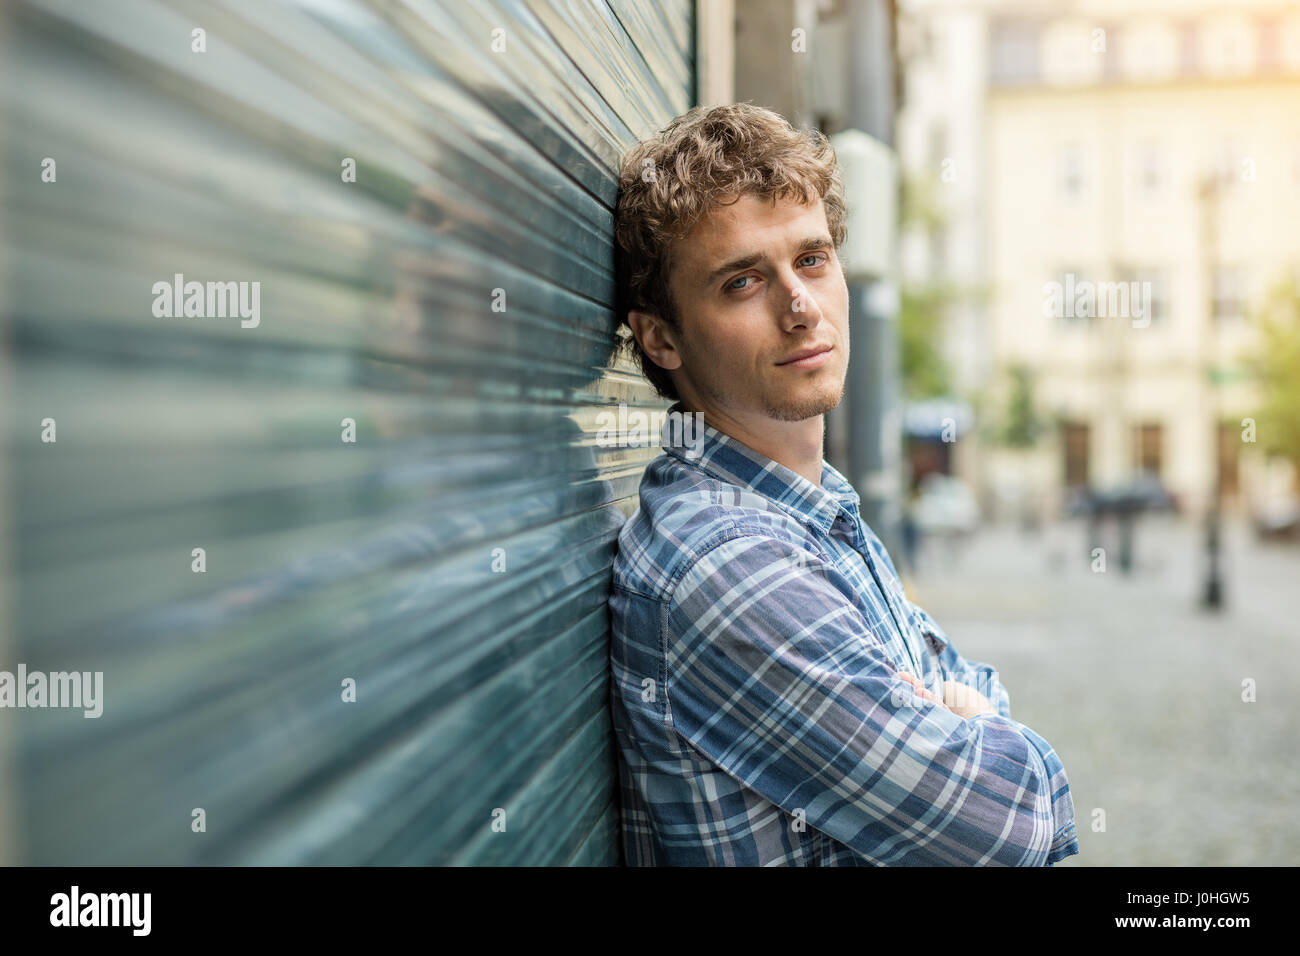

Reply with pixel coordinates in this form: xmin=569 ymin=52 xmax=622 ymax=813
xmin=764 ymin=385 xmax=845 ymax=422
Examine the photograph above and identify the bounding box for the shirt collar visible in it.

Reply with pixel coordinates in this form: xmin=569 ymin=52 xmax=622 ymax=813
xmin=659 ymin=401 xmax=860 ymax=537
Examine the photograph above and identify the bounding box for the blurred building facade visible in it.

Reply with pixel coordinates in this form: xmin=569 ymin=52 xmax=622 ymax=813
xmin=898 ymin=0 xmax=1300 ymax=522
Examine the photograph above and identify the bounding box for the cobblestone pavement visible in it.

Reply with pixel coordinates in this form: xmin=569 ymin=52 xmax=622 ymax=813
xmin=904 ymin=514 xmax=1300 ymax=866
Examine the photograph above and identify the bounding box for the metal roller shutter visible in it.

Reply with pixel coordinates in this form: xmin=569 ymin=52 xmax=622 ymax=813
xmin=0 ymin=0 xmax=693 ymax=865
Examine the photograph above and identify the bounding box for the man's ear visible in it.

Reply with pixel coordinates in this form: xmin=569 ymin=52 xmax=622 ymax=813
xmin=627 ymin=309 xmax=683 ymax=371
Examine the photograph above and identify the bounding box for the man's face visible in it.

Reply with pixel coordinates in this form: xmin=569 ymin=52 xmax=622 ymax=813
xmin=654 ymin=193 xmax=850 ymax=428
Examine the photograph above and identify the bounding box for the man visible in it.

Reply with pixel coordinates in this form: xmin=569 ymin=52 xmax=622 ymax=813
xmin=607 ymin=103 xmax=1080 ymax=866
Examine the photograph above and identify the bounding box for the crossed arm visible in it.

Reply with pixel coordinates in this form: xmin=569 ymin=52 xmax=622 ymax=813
xmin=906 ymin=601 xmax=1012 ymax=719
xmin=664 ymin=532 xmax=1079 ymax=866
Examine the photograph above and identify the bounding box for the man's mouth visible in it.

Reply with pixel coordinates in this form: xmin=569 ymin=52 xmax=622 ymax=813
xmin=776 ymin=344 xmax=833 ymax=368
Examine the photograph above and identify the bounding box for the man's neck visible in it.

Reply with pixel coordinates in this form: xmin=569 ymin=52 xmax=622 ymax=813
xmin=681 ymin=401 xmax=825 ymax=487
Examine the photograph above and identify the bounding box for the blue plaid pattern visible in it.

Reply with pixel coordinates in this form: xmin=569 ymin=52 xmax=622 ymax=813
xmin=608 ymin=407 xmax=1080 ymax=866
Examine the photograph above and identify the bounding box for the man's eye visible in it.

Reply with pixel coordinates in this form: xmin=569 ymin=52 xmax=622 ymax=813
xmin=726 ymin=276 xmax=755 ymax=292
xmin=799 ymin=253 xmax=828 ymax=268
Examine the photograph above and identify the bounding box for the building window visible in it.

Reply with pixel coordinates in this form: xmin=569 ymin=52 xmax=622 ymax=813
xmin=1213 ymin=266 xmax=1246 ymax=322
xmin=1179 ymin=21 xmax=1199 ymax=76
xmin=1063 ymin=421 xmax=1090 ymax=487
xmin=1117 ymin=266 xmax=1167 ymax=324
xmin=1199 ymin=14 xmax=1257 ymax=76
xmin=1214 ymin=139 xmax=1242 ymax=189
xmin=1121 ymin=21 xmax=1179 ymax=80
xmin=1136 ymin=142 xmax=1161 ymax=195
xmin=990 ymin=19 xmax=1041 ymax=85
xmin=1132 ymin=423 xmax=1163 ymax=478
xmin=929 ymin=122 xmax=948 ymax=169
xmin=1147 ymin=272 xmax=1167 ymax=323
xmin=1060 ymin=143 xmax=1085 ymax=199
xmin=1258 ymin=15 xmax=1282 ymax=73
xmin=927 ymin=226 xmax=947 ymax=278
xmin=1282 ymin=13 xmax=1300 ymax=73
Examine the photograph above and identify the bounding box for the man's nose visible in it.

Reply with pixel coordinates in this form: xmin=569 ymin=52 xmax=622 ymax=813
xmin=775 ymin=272 xmax=823 ymax=331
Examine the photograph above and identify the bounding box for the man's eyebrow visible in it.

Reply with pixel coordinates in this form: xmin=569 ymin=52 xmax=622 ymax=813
xmin=700 ymin=235 xmax=834 ymax=288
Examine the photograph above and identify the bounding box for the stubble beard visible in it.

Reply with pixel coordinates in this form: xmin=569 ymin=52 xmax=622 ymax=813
xmin=763 ymin=343 xmax=850 ymax=421
xmin=762 ymin=376 xmax=847 ymax=421
xmin=692 ymin=361 xmax=848 ymax=424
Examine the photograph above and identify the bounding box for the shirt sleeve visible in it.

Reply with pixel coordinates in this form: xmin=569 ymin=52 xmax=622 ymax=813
xmin=663 ymin=531 xmax=1079 ymax=866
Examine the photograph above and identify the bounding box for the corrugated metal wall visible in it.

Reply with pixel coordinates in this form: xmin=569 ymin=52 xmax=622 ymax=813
xmin=0 ymin=0 xmax=692 ymax=865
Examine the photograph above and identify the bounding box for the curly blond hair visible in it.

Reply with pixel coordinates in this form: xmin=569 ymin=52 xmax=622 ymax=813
xmin=613 ymin=103 xmax=847 ymax=400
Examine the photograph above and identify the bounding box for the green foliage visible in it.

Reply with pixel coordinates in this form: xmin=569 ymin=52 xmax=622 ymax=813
xmin=998 ymin=364 xmax=1044 ymax=448
xmin=897 ymin=174 xmax=991 ymax=402
xmin=1247 ymin=276 xmax=1300 ymax=469
xmin=899 ymin=285 xmax=952 ymax=399
xmin=900 ymin=174 xmax=945 ymax=232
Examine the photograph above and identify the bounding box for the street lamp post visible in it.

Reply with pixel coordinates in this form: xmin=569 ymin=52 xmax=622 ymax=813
xmin=1197 ymin=174 xmax=1224 ymax=610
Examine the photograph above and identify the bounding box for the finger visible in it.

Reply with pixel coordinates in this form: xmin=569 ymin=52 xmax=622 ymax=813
xmin=900 ymin=674 xmax=944 ymax=704
xmin=896 ymin=671 xmax=927 ymax=690
xmin=901 ymin=675 xmax=935 ymax=698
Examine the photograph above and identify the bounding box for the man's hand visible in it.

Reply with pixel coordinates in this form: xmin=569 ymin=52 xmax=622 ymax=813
xmin=894 ymin=671 xmax=945 ymax=708
xmin=940 ymin=680 xmax=998 ymax=719
xmin=894 ymin=672 xmax=998 ymax=719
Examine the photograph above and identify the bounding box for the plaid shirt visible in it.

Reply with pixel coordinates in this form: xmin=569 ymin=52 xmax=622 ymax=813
xmin=608 ymin=409 xmax=1080 ymax=866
